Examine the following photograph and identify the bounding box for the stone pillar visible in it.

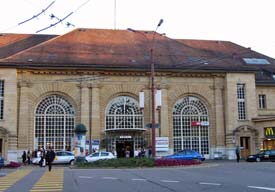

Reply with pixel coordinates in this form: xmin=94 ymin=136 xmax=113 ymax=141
xmin=91 ymin=84 xmax=101 ymax=141
xmin=214 ymin=77 xmax=225 ymax=147
xmin=159 ymin=86 xmax=169 ymax=138
xmin=18 ymin=81 xmax=31 ymax=150
xmin=80 ymin=82 xmax=90 ymax=139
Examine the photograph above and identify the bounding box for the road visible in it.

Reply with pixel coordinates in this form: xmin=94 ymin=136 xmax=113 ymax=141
xmin=1 ymin=161 xmax=275 ymax=192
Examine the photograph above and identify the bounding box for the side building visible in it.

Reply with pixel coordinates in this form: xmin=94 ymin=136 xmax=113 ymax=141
xmin=0 ymin=29 xmax=275 ymax=161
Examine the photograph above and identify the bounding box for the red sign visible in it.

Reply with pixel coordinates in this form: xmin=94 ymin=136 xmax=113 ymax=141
xmin=191 ymin=121 xmax=201 ymax=126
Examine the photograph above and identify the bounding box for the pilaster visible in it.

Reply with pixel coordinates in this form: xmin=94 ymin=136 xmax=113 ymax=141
xmin=91 ymin=84 xmax=101 ymax=140
xmin=80 ymin=82 xmax=90 ymax=139
xmin=214 ymin=77 xmax=225 ymax=147
xmin=18 ymin=81 xmax=31 ymax=149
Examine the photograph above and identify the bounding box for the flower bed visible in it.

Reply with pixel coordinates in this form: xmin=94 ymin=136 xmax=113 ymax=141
xmin=155 ymin=159 xmax=201 ymax=167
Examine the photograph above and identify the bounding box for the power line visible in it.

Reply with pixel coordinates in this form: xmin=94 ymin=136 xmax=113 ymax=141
xmin=36 ymin=0 xmax=91 ymax=33
xmin=36 ymin=12 xmax=73 ymax=33
xmin=18 ymin=1 xmax=56 ymax=25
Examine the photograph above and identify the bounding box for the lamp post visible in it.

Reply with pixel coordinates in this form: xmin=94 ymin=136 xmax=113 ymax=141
xmin=128 ymin=19 xmax=163 ymax=158
xmin=150 ymin=19 xmax=163 ymax=158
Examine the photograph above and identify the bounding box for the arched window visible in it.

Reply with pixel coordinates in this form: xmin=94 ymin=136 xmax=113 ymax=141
xmin=173 ymin=96 xmax=209 ymax=155
xmin=35 ymin=94 xmax=75 ymax=151
xmin=105 ymin=96 xmax=144 ymax=131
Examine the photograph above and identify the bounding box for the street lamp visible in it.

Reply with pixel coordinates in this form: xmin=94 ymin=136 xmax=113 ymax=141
xmin=128 ymin=19 xmax=164 ymax=158
xmin=151 ymin=19 xmax=163 ymax=158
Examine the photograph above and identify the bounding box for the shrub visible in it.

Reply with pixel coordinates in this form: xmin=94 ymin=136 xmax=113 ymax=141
xmin=76 ymin=157 xmax=155 ymax=168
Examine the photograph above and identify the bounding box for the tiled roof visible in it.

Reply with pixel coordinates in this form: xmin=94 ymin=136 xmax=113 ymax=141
xmin=0 ymin=33 xmax=57 ymax=59
xmin=0 ymin=29 xmax=275 ymax=76
xmin=177 ymin=39 xmax=275 ymax=83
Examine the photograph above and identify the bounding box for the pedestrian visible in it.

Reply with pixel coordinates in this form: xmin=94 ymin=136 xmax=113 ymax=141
xmin=27 ymin=150 xmax=31 ymax=165
xmin=235 ymin=145 xmax=240 ymax=163
xmin=21 ymin=151 xmax=26 ymax=165
xmin=45 ymin=147 xmax=56 ymax=172
xmin=39 ymin=147 xmax=45 ymax=167
xmin=148 ymin=146 xmax=152 ymax=158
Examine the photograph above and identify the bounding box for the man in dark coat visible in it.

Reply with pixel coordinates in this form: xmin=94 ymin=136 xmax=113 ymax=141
xmin=45 ymin=147 xmax=56 ymax=172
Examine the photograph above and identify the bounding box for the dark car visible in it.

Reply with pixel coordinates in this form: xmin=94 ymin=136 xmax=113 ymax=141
xmin=164 ymin=149 xmax=205 ymax=161
xmin=0 ymin=155 xmax=4 ymax=168
xmin=246 ymin=150 xmax=275 ymax=162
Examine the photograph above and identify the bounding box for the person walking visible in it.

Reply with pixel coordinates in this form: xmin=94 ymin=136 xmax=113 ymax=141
xmin=235 ymin=145 xmax=240 ymax=163
xmin=21 ymin=151 xmax=26 ymax=165
xmin=39 ymin=147 xmax=46 ymax=167
xmin=27 ymin=150 xmax=31 ymax=165
xmin=45 ymin=147 xmax=55 ymax=172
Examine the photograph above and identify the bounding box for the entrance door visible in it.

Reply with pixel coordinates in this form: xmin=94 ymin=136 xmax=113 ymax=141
xmin=0 ymin=138 xmax=2 ymax=155
xmin=240 ymin=137 xmax=250 ymax=158
xmin=116 ymin=140 xmax=134 ymax=158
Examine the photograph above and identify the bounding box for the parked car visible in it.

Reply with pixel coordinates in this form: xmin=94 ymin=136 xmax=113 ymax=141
xmin=246 ymin=150 xmax=275 ymax=162
xmin=85 ymin=152 xmax=116 ymax=163
xmin=32 ymin=151 xmax=75 ymax=165
xmin=0 ymin=155 xmax=4 ymax=168
xmin=164 ymin=149 xmax=205 ymax=161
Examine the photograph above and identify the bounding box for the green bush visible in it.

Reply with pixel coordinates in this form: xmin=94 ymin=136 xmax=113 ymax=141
xmin=76 ymin=157 xmax=155 ymax=168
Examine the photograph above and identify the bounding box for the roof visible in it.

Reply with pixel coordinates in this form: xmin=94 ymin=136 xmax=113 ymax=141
xmin=0 ymin=29 xmax=275 ymax=78
xmin=178 ymin=39 xmax=275 ymax=84
xmin=0 ymin=33 xmax=57 ymax=59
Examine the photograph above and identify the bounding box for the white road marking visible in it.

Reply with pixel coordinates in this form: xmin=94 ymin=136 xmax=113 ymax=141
xmin=248 ymin=186 xmax=275 ymax=191
xmin=132 ymin=178 xmax=147 ymax=181
xmin=102 ymin=177 xmax=118 ymax=180
xmin=161 ymin=180 xmax=180 ymax=183
xmin=199 ymin=182 xmax=221 ymax=186
xmin=79 ymin=176 xmax=93 ymax=179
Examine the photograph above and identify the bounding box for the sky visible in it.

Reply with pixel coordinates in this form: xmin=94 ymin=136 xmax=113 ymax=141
xmin=1 ymin=0 xmax=275 ymax=58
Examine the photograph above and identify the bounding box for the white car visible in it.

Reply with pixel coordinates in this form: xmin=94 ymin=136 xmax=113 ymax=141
xmin=85 ymin=152 xmax=116 ymax=163
xmin=32 ymin=151 xmax=75 ymax=165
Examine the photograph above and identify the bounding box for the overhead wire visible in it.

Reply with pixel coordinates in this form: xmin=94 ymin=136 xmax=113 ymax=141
xmin=18 ymin=1 xmax=56 ymax=25
xmin=36 ymin=0 xmax=91 ymax=33
xmin=0 ymin=1 xmax=55 ymax=34
xmin=0 ymin=0 xmax=91 ymax=34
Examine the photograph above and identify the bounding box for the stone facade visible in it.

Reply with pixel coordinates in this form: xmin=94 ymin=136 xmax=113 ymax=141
xmin=1 ymin=68 xmax=272 ymax=161
xmin=1 ymin=29 xmax=275 ymax=161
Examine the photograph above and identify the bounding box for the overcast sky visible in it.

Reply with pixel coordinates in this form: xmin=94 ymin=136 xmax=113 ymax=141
xmin=1 ymin=0 xmax=275 ymax=58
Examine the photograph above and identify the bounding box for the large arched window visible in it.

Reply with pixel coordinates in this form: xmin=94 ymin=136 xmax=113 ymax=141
xmin=173 ymin=96 xmax=209 ymax=155
xmin=105 ymin=96 xmax=144 ymax=131
xmin=35 ymin=94 xmax=75 ymax=151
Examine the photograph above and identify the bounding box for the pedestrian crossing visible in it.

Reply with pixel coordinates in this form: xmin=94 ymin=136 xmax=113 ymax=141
xmin=30 ymin=168 xmax=64 ymax=192
xmin=0 ymin=168 xmax=64 ymax=192
xmin=0 ymin=169 xmax=33 ymax=192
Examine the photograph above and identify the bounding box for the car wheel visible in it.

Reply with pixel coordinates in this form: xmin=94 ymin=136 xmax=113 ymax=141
xmin=69 ymin=160 xmax=75 ymax=166
xmin=256 ymin=157 xmax=261 ymax=162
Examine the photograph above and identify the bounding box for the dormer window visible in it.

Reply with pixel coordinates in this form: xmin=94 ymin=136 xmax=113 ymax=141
xmin=243 ymin=58 xmax=270 ymax=65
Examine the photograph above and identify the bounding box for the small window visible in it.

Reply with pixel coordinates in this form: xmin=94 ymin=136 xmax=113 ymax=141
xmin=237 ymin=84 xmax=246 ymax=120
xmin=259 ymin=95 xmax=266 ymax=109
xmin=243 ymin=58 xmax=270 ymax=65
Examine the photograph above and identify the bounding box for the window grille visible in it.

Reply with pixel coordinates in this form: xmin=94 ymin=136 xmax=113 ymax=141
xmin=172 ymin=96 xmax=209 ymax=155
xmin=237 ymin=84 xmax=246 ymax=120
xmin=0 ymin=80 xmax=4 ymax=119
xmin=35 ymin=94 xmax=75 ymax=151
xmin=259 ymin=94 xmax=266 ymax=109
xmin=105 ymin=96 xmax=144 ymax=131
